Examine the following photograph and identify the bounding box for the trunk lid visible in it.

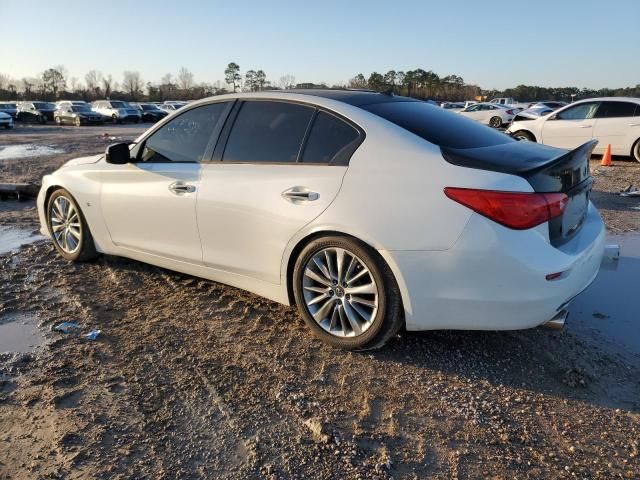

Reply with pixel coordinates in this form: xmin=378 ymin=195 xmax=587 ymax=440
xmin=441 ymin=139 xmax=598 ymax=246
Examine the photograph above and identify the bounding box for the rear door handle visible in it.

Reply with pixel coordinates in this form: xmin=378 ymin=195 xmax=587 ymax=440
xmin=169 ymin=182 xmax=196 ymax=194
xmin=282 ymin=187 xmax=319 ymax=203
xmin=630 ymin=123 xmax=640 ymax=127
xmin=579 ymin=125 xmax=593 ymax=128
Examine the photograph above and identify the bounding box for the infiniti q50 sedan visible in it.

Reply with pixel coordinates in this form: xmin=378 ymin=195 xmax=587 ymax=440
xmin=37 ymin=90 xmax=607 ymax=350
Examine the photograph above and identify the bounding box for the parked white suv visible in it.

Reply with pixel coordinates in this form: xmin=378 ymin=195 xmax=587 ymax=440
xmin=91 ymin=100 xmax=141 ymax=124
xmin=506 ymin=97 xmax=640 ymax=162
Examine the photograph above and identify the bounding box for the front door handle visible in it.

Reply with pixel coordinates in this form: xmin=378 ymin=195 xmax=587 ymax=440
xmin=169 ymin=182 xmax=196 ymax=194
xmin=629 ymin=123 xmax=640 ymax=127
xmin=281 ymin=187 xmax=319 ymax=203
xmin=579 ymin=124 xmax=593 ymax=128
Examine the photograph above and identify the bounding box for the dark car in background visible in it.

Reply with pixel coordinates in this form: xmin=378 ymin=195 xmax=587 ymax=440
xmin=131 ymin=103 xmax=169 ymax=123
xmin=0 ymin=102 xmax=18 ymax=119
xmin=54 ymin=104 xmax=105 ymax=126
xmin=16 ymin=101 xmax=57 ymax=123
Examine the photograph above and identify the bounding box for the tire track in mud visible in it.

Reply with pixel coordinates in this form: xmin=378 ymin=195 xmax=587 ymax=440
xmin=2 ymin=242 xmax=640 ymax=479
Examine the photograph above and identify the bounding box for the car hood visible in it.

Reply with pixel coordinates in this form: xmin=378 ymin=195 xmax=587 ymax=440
xmin=0 ymin=112 xmax=10 ymax=119
xmin=63 ymin=154 xmax=102 ymax=167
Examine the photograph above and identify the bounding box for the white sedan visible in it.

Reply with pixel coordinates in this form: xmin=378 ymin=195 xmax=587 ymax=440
xmin=458 ymin=102 xmax=516 ymax=128
xmin=37 ymin=90 xmax=607 ymax=349
xmin=506 ymin=97 xmax=640 ymax=162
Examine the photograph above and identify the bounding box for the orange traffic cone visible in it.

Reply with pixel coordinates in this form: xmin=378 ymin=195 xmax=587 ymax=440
xmin=601 ymin=144 xmax=612 ymax=167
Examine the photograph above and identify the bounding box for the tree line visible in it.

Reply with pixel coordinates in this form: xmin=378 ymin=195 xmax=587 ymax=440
xmin=1 ymin=63 xmax=638 ymax=104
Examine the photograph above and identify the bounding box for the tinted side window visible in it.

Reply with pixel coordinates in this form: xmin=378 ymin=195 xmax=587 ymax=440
xmin=223 ymin=101 xmax=314 ymax=163
xmin=595 ymin=101 xmax=638 ymax=118
xmin=301 ymin=112 xmax=359 ymax=164
xmin=363 ymin=101 xmax=513 ymax=149
xmin=142 ymin=103 xmax=230 ymax=163
xmin=556 ymin=103 xmax=598 ymax=120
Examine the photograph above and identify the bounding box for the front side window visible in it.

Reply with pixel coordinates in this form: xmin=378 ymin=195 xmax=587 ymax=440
xmin=301 ymin=112 xmax=360 ymax=164
xmin=141 ymin=103 xmax=230 ymax=163
xmin=223 ymin=101 xmax=314 ymax=163
xmin=595 ymin=101 xmax=638 ymax=118
xmin=556 ymin=102 xmax=599 ymax=120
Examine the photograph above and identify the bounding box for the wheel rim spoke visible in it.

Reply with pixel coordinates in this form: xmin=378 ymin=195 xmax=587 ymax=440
xmin=345 ymin=282 xmax=376 ymax=295
xmin=49 ymin=195 xmax=81 ymax=254
xmin=302 ymin=247 xmax=379 ymax=338
xmin=305 ymin=268 xmax=331 ymax=286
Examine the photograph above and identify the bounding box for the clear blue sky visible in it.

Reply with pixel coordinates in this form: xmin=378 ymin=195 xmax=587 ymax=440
xmin=1 ymin=0 xmax=639 ymax=90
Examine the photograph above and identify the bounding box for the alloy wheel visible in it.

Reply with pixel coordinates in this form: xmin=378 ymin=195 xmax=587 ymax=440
xmin=302 ymin=247 xmax=379 ymax=338
xmin=49 ymin=195 xmax=82 ymax=254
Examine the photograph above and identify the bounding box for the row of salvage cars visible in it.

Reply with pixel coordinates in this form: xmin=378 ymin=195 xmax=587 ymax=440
xmin=446 ymin=97 xmax=640 ymax=162
xmin=0 ymin=100 xmax=190 ymax=127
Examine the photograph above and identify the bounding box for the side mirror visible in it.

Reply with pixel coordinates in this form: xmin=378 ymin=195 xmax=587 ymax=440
xmin=105 ymin=142 xmax=132 ymax=164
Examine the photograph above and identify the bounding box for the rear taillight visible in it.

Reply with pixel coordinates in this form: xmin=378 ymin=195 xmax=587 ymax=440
xmin=444 ymin=187 xmax=568 ymax=230
xmin=506 ymin=109 xmax=515 ymax=115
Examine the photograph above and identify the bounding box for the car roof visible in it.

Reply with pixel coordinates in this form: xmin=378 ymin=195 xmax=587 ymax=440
xmin=276 ymin=89 xmax=420 ymax=107
xmin=573 ymin=97 xmax=640 ymax=103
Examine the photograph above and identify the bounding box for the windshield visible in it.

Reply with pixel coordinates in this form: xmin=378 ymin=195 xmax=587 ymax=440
xmin=110 ymin=101 xmax=127 ymax=108
xmin=363 ymin=100 xmax=513 ymax=149
xmin=71 ymin=106 xmax=91 ymax=112
xmin=0 ymin=103 xmax=16 ymax=109
xmin=141 ymin=104 xmax=158 ymax=111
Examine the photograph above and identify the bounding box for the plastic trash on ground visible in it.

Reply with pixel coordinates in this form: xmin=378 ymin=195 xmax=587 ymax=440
xmin=53 ymin=322 xmax=80 ymax=333
xmin=85 ymin=329 xmax=101 ymax=341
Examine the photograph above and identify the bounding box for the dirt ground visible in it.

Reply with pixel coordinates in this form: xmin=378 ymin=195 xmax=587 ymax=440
xmin=1 ymin=125 xmax=639 ymax=480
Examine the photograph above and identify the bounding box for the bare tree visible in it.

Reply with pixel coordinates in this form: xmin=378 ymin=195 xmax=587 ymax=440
xmin=122 ymin=71 xmax=143 ymax=100
xmin=102 ymin=74 xmax=113 ymax=98
xmin=279 ymin=74 xmax=296 ymax=90
xmin=42 ymin=68 xmax=66 ymax=99
xmin=85 ymin=70 xmax=103 ymax=98
xmin=177 ymin=67 xmax=194 ymax=90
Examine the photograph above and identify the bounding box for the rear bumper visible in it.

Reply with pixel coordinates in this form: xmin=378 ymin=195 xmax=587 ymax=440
xmin=383 ymin=201 xmax=606 ymax=331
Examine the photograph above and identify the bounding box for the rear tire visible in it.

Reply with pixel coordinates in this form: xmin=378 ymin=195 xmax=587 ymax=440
xmin=47 ymin=188 xmax=98 ymax=262
xmin=489 ymin=116 xmax=502 ymax=128
xmin=512 ymin=130 xmax=536 ymax=142
xmin=632 ymin=138 xmax=640 ymax=163
xmin=293 ymin=235 xmax=403 ymax=350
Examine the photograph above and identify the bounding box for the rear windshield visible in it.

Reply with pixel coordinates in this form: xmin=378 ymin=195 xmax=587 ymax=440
xmin=362 ymin=101 xmax=514 ymax=149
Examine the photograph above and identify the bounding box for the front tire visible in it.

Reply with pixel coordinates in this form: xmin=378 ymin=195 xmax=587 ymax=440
xmin=512 ymin=130 xmax=536 ymax=142
xmin=632 ymin=138 xmax=640 ymax=163
xmin=74 ymin=117 xmax=81 ymax=127
xmin=293 ymin=236 xmax=403 ymax=350
xmin=47 ymin=189 xmax=97 ymax=262
xmin=489 ymin=116 xmax=502 ymax=128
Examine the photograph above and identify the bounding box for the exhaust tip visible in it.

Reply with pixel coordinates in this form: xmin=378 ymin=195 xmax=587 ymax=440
xmin=543 ymin=310 xmax=568 ymax=330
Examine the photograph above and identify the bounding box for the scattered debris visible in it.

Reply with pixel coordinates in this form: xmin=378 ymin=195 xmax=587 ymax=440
xmin=101 ymin=133 xmax=118 ymax=141
xmin=85 ymin=329 xmax=101 ymax=341
xmin=620 ymin=185 xmax=640 ymax=197
xmin=53 ymin=322 xmax=80 ymax=334
xmin=592 ymin=312 xmax=610 ymax=319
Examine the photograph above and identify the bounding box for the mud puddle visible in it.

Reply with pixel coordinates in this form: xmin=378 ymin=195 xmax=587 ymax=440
xmin=0 ymin=312 xmax=44 ymax=354
xmin=0 ymin=144 xmax=64 ymax=160
xmin=570 ymin=232 xmax=640 ymax=360
xmin=0 ymin=226 xmax=45 ymax=254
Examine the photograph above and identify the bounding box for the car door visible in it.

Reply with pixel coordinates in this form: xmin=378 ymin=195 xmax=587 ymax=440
xmin=100 ymin=102 xmax=231 ymax=263
xmin=540 ymin=101 xmax=598 ymax=149
xmin=592 ymin=101 xmax=640 ymax=155
xmin=197 ymin=100 xmax=361 ymax=284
